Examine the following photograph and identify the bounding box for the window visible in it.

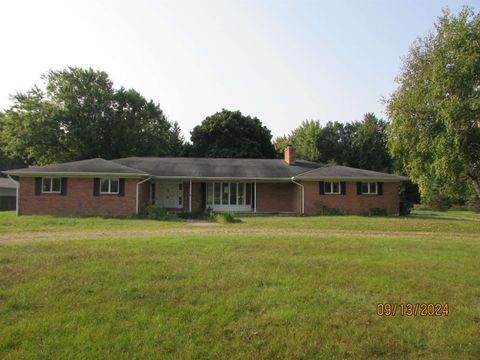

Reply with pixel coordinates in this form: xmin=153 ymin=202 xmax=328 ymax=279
xmin=214 ymin=183 xmax=221 ymax=204
xmin=238 ymin=183 xmax=245 ymax=205
xmin=207 ymin=183 xmax=214 ymax=205
xmin=221 ymin=183 xmax=229 ymax=204
xmin=100 ymin=178 xmax=119 ymax=194
xmin=361 ymin=182 xmax=377 ymax=195
xmin=206 ymin=182 xmax=252 ymax=206
xmin=324 ymin=181 xmax=341 ymax=194
xmin=42 ymin=177 xmax=61 ymax=193
xmin=230 ymin=183 xmax=237 ymax=205
xmin=245 ymin=183 xmax=252 ymax=205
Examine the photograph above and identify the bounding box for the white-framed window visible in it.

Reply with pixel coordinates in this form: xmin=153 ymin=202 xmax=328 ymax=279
xmin=42 ymin=177 xmax=61 ymax=193
xmin=361 ymin=182 xmax=377 ymax=195
xmin=324 ymin=181 xmax=341 ymax=194
xmin=100 ymin=178 xmax=119 ymax=194
xmin=206 ymin=182 xmax=252 ymax=206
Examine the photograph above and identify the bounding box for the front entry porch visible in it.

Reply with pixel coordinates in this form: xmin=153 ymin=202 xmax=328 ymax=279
xmin=148 ymin=180 xmax=297 ymax=214
xmin=149 ymin=180 xmax=257 ymax=213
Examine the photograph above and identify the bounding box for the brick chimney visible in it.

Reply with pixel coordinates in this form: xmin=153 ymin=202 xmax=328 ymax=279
xmin=284 ymin=145 xmax=296 ymax=165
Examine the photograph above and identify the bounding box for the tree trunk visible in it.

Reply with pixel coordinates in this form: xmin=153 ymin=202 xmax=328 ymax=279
xmin=467 ymin=172 xmax=480 ymax=199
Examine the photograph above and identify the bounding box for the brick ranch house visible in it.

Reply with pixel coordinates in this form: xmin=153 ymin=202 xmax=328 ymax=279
xmin=3 ymin=146 xmax=407 ymax=216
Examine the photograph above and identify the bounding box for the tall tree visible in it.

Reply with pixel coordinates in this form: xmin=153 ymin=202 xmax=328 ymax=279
xmin=386 ymin=7 xmax=480 ymax=200
xmin=190 ymin=109 xmax=276 ymax=158
xmin=0 ymin=67 xmax=173 ymax=165
xmin=274 ymin=115 xmax=392 ymax=171
xmin=291 ymin=120 xmax=322 ymax=161
xmin=316 ymin=121 xmax=345 ymax=164
xmin=170 ymin=121 xmax=185 ymax=156
xmin=353 ymin=113 xmax=391 ymax=172
xmin=273 ymin=134 xmax=293 ymax=158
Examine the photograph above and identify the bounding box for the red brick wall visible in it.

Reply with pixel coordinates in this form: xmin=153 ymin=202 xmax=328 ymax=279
xmin=18 ymin=177 xmax=401 ymax=216
xmin=18 ymin=177 xmax=142 ymax=216
xmin=302 ymin=181 xmax=400 ymax=215
xmin=256 ymin=182 xmax=295 ymax=212
xmin=292 ymin=182 xmax=303 ymax=214
xmin=137 ymin=181 xmax=151 ymax=213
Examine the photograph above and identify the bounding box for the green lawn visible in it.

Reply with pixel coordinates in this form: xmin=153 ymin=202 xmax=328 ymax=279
xmin=0 ymin=211 xmax=479 ymax=358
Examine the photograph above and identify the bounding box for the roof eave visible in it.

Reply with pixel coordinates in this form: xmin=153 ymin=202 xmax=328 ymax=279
xmin=150 ymin=175 xmax=294 ymax=181
xmin=293 ymin=176 xmax=409 ymax=182
xmin=2 ymin=171 xmax=148 ymax=178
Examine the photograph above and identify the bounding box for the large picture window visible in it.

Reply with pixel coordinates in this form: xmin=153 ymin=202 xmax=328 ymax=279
xmin=245 ymin=183 xmax=252 ymax=205
xmin=100 ymin=178 xmax=119 ymax=194
xmin=206 ymin=182 xmax=252 ymax=206
xmin=214 ymin=183 xmax=221 ymax=204
xmin=42 ymin=177 xmax=61 ymax=193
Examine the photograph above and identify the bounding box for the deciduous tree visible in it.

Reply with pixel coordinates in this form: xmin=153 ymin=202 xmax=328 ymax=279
xmin=0 ymin=67 xmax=173 ymax=165
xmin=386 ymin=7 xmax=480 ymax=199
xmin=190 ymin=109 xmax=275 ymax=158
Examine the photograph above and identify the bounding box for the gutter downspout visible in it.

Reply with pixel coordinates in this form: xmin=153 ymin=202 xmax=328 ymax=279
xmin=291 ymin=177 xmax=304 ymax=215
xmin=189 ymin=179 xmax=192 ymax=213
xmin=7 ymin=175 xmax=19 ymax=216
xmin=136 ymin=177 xmax=152 ymax=214
xmin=254 ymin=180 xmax=257 ymax=213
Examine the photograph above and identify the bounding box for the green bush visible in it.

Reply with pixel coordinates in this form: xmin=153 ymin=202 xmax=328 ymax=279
xmin=213 ymin=211 xmax=237 ymax=223
xmin=140 ymin=205 xmax=177 ymax=220
xmin=177 ymin=210 xmax=214 ymax=221
xmin=423 ymin=189 xmax=452 ymax=211
xmin=313 ymin=202 xmax=344 ymax=216
xmin=368 ymin=208 xmax=388 ymax=216
xmin=466 ymin=198 xmax=480 ymax=213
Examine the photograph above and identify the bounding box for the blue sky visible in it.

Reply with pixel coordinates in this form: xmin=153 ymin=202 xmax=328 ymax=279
xmin=0 ymin=0 xmax=477 ymax=139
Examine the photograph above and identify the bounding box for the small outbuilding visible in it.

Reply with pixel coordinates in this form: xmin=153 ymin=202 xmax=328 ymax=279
xmin=0 ymin=177 xmax=17 ymax=211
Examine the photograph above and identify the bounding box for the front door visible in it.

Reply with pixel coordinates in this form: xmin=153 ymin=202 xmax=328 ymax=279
xmin=156 ymin=181 xmax=183 ymax=209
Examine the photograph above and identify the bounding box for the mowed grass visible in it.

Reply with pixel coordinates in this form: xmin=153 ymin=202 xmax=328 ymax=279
xmin=0 ymin=211 xmax=187 ymax=233
xmin=0 ymin=209 xmax=478 ymax=234
xmin=0 ymin=211 xmax=479 ymax=358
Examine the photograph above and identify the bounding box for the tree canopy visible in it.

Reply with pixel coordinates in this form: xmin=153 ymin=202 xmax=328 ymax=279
xmin=386 ymin=7 xmax=480 ymax=200
xmin=190 ymin=109 xmax=276 ymax=158
xmin=291 ymin=120 xmax=322 ymax=161
xmin=275 ymin=113 xmax=392 ymax=172
xmin=0 ymin=67 xmax=175 ymax=165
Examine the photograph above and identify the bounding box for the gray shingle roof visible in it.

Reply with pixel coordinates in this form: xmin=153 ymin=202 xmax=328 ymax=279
xmin=3 ymin=157 xmax=408 ymax=181
xmin=0 ymin=177 xmax=17 ymax=189
xmin=294 ymin=164 xmax=408 ymax=181
xmin=112 ymin=157 xmax=320 ymax=179
xmin=3 ymin=158 xmax=147 ymax=177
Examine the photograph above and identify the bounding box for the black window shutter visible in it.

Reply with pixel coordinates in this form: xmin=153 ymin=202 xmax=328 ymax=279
xmin=357 ymin=182 xmax=362 ymax=195
xmin=118 ymin=178 xmax=125 ymax=197
xmin=93 ymin=178 xmax=100 ymax=196
xmin=378 ymin=182 xmax=383 ymax=195
xmin=60 ymin=178 xmax=67 ymax=196
xmin=341 ymin=182 xmax=346 ymax=195
xmin=201 ymin=182 xmax=206 ymax=209
xmin=319 ymin=181 xmax=324 ymax=195
xmin=35 ymin=177 xmax=42 ymax=195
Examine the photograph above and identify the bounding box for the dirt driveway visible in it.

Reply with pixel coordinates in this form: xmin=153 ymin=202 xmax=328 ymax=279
xmin=0 ymin=226 xmax=475 ymax=244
